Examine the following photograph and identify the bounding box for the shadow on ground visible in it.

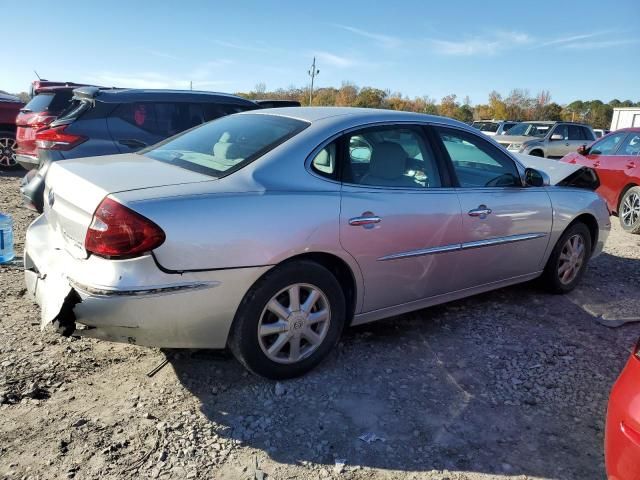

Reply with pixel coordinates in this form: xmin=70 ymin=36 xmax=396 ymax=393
xmin=166 ymin=251 xmax=640 ymax=478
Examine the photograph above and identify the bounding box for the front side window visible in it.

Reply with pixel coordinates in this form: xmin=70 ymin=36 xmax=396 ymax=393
xmin=342 ymin=126 xmax=441 ymax=188
xmin=435 ymin=127 xmax=520 ymax=188
xmin=619 ymin=134 xmax=640 ymax=156
xmin=144 ymin=113 xmax=308 ymax=177
xmin=552 ymin=125 xmax=569 ymax=140
xmin=590 ymin=132 xmax=627 ymax=155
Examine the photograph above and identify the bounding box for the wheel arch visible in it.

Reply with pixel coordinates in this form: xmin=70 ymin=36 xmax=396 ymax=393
xmin=275 ymin=252 xmax=359 ymax=325
xmin=528 ymin=148 xmax=545 ymax=157
xmin=568 ymin=213 xmax=599 ymax=253
xmin=617 ymin=183 xmax=639 ymax=213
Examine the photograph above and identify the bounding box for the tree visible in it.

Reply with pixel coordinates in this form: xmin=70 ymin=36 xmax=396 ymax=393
xmin=439 ymin=94 xmax=458 ymax=118
xmin=354 ymin=87 xmax=387 ymax=108
xmin=335 ymin=82 xmax=358 ymax=106
xmin=488 ymin=91 xmax=507 ymax=120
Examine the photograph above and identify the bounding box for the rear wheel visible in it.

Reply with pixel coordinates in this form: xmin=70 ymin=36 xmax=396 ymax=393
xmin=228 ymin=261 xmax=345 ymax=379
xmin=541 ymin=222 xmax=592 ymax=293
xmin=0 ymin=131 xmax=18 ymax=169
xmin=619 ymin=186 xmax=640 ymax=234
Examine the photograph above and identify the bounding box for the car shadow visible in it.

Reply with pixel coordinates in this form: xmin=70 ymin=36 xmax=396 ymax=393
xmin=0 ymin=168 xmax=26 ymax=178
xmin=167 ymin=251 xmax=640 ymax=478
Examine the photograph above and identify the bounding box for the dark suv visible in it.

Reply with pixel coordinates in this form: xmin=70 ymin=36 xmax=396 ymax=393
xmin=22 ymin=88 xmax=262 ymax=210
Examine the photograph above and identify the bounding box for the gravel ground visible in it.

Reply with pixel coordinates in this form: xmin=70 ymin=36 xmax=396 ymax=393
xmin=1 ymin=170 xmax=639 ymax=480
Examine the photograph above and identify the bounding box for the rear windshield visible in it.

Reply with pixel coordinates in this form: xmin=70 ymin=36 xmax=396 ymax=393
xmin=143 ymin=113 xmax=309 ymax=177
xmin=23 ymin=91 xmax=73 ymax=114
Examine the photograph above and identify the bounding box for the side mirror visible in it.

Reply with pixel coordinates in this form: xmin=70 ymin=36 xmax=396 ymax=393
xmin=524 ymin=168 xmax=550 ymax=187
xmin=550 ymin=133 xmax=564 ymax=141
xmin=577 ymin=144 xmax=590 ymax=155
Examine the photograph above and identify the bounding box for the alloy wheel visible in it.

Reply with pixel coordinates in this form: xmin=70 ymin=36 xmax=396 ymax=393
xmin=557 ymin=234 xmax=585 ymax=285
xmin=621 ymin=192 xmax=640 ymax=228
xmin=0 ymin=136 xmax=17 ymax=167
xmin=258 ymin=283 xmax=331 ymax=364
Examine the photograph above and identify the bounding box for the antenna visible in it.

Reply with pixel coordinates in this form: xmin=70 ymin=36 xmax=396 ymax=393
xmin=33 ymin=70 xmax=42 ymax=80
xmin=307 ymin=57 xmax=319 ymax=106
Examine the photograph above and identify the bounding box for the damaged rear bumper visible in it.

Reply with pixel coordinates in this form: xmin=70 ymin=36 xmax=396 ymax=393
xmin=24 ymin=214 xmax=271 ymax=348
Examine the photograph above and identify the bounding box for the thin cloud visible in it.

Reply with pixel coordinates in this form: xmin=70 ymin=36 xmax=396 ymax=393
xmin=332 ymin=24 xmax=401 ymax=48
xmin=143 ymin=49 xmax=180 ymax=60
xmin=428 ymin=31 xmax=531 ymax=56
xmin=209 ymin=39 xmax=276 ymax=53
xmin=560 ymin=38 xmax=639 ymax=50
xmin=313 ymin=51 xmax=355 ymax=68
xmin=536 ymin=32 xmax=605 ymax=48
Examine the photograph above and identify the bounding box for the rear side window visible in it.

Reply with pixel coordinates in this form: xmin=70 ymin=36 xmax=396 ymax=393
xmin=435 ymin=127 xmax=520 ymax=188
xmin=202 ymin=103 xmax=256 ymax=122
xmin=582 ymin=127 xmax=595 ymax=141
xmin=342 ymin=126 xmax=441 ymax=188
xmin=23 ymin=94 xmax=54 ymax=112
xmin=619 ymin=134 xmax=640 ymax=156
xmin=113 ymin=102 xmax=159 ymax=133
xmin=568 ymin=125 xmax=587 ymax=140
xmin=144 ymin=113 xmax=308 ymax=177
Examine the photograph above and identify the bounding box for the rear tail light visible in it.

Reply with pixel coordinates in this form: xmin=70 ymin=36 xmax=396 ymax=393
xmin=27 ymin=114 xmax=56 ymax=129
xmin=85 ymin=198 xmax=165 ymax=259
xmin=35 ymin=125 xmax=86 ymax=151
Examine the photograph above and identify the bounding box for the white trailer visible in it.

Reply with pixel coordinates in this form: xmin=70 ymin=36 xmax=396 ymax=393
xmin=611 ymin=108 xmax=640 ymax=130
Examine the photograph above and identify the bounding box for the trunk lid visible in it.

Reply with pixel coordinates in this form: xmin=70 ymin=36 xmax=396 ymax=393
xmin=44 ymin=153 xmax=214 ymax=258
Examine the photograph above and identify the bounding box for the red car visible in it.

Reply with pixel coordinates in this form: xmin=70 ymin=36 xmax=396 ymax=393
xmin=0 ymin=92 xmax=24 ymax=168
xmin=606 ymin=338 xmax=640 ymax=480
xmin=16 ymin=83 xmax=94 ymax=170
xmin=562 ymin=128 xmax=640 ymax=234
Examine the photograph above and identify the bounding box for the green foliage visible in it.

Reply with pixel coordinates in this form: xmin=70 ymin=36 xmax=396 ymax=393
xmin=236 ymin=82 xmax=639 ymax=128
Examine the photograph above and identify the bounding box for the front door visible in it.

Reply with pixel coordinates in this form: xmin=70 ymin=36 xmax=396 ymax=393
xmin=336 ymin=125 xmax=463 ymax=313
xmin=431 ymin=126 xmax=553 ymax=289
xmin=580 ymin=131 xmax=628 ymax=211
xmin=598 ymin=132 xmax=640 ymax=214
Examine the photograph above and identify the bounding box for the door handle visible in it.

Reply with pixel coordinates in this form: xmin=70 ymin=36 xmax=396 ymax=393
xmin=593 ymin=161 xmax=601 ymax=168
xmin=118 ymin=139 xmax=147 ymax=149
xmin=468 ymin=205 xmax=492 ymax=218
xmin=349 ymin=215 xmax=381 ymax=227
xmin=627 ymin=161 xmax=636 ymax=169
xmin=565 ymin=142 xmax=570 ymax=146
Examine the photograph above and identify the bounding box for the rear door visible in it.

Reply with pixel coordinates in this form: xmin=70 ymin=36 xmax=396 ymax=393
xmin=107 ymin=102 xmax=165 ymax=152
xmin=432 ymin=125 xmax=553 ymax=289
xmin=598 ymin=132 xmax=640 ymax=213
xmin=336 ymin=124 xmax=463 ymax=313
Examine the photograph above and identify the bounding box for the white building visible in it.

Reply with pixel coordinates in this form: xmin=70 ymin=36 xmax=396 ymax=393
xmin=611 ymin=108 xmax=640 ymax=130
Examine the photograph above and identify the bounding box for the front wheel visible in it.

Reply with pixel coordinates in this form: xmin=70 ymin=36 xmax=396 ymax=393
xmin=228 ymin=261 xmax=345 ymax=379
xmin=541 ymin=222 xmax=592 ymax=293
xmin=619 ymin=186 xmax=640 ymax=234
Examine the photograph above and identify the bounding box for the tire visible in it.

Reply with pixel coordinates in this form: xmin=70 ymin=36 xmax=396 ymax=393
xmin=228 ymin=260 xmax=346 ymax=379
xmin=541 ymin=222 xmax=592 ymax=294
xmin=0 ymin=131 xmax=19 ymax=169
xmin=529 ymin=150 xmax=544 ymax=157
xmin=619 ymin=186 xmax=640 ymax=234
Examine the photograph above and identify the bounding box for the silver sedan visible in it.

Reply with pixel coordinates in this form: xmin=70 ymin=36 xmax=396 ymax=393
xmin=24 ymin=107 xmax=610 ymax=378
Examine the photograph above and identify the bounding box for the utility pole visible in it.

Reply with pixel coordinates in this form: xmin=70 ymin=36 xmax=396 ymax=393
xmin=307 ymin=57 xmax=319 ymax=106
xmin=190 ymin=81 xmax=193 ymax=91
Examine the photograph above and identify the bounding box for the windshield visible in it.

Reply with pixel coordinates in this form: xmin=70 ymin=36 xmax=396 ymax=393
xmin=144 ymin=113 xmax=309 ymax=177
xmin=506 ymin=122 xmax=551 ymax=137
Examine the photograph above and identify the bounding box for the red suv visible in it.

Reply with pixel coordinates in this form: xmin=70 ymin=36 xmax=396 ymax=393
xmin=561 ymin=128 xmax=640 ymax=234
xmin=0 ymin=92 xmax=24 ymax=169
xmin=16 ymin=83 xmax=94 ymax=170
xmin=606 ymin=338 xmax=640 ymax=480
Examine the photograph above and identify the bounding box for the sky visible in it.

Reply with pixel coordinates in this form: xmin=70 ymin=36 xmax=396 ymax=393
xmin=2 ymin=0 xmax=639 ymax=105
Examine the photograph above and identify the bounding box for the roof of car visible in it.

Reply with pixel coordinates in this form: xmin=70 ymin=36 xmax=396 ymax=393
xmin=73 ymin=87 xmax=257 ymax=105
xmin=245 ymin=106 xmax=468 ymax=127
